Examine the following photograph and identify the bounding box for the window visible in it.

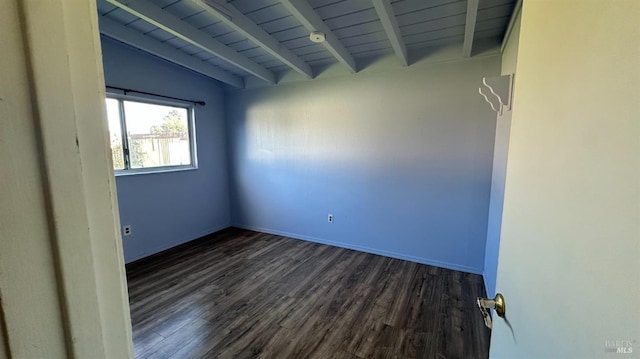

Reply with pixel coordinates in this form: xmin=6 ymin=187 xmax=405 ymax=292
xmin=106 ymin=95 xmax=196 ymax=174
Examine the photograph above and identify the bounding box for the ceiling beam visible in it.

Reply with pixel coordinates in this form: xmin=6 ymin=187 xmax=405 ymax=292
xmin=280 ymin=0 xmax=357 ymax=73
xmin=192 ymin=0 xmax=313 ymax=79
xmin=372 ymin=0 xmax=408 ymax=66
xmin=105 ymin=0 xmax=275 ymax=84
xmin=99 ymin=17 xmax=244 ymax=88
xmin=462 ymin=0 xmax=479 ymax=57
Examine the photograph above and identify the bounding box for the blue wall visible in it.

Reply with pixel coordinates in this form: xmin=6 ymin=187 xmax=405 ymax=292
xmin=102 ymin=37 xmax=505 ymax=276
xmin=101 ymin=37 xmax=231 ymax=263
xmin=225 ymin=56 xmax=500 ymax=274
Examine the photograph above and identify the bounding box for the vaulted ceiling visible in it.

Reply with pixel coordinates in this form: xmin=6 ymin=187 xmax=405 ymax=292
xmin=97 ymin=0 xmax=518 ymax=88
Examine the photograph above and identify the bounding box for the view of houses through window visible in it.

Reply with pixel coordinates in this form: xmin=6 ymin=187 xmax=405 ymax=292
xmin=105 ymin=96 xmax=195 ymax=173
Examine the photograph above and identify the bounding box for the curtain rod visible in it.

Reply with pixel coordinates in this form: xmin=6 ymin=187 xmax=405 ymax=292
xmin=106 ymin=85 xmax=206 ymax=106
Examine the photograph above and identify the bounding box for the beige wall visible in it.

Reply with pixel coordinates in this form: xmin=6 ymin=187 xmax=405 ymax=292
xmin=0 ymin=1 xmax=69 ymax=356
xmin=490 ymin=0 xmax=640 ymax=357
xmin=0 ymin=317 xmax=5 ymax=359
xmin=0 ymin=0 xmax=133 ymax=357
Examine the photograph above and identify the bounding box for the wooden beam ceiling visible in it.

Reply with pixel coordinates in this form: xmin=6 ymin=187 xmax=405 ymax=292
xmin=280 ymin=0 xmax=357 ymax=73
xmin=98 ymin=0 xmax=517 ymax=84
xmin=462 ymin=0 xmax=479 ymax=58
xmin=192 ymin=0 xmax=313 ymax=79
xmin=372 ymin=0 xmax=408 ymax=66
xmin=104 ymin=0 xmax=276 ymax=84
xmin=99 ymin=17 xmax=244 ymax=88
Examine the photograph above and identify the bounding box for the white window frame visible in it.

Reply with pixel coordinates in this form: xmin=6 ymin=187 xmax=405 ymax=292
xmin=106 ymin=93 xmax=198 ymax=176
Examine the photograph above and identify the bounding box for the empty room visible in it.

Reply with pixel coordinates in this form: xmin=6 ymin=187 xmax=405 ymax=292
xmin=1 ymin=0 xmax=638 ymax=359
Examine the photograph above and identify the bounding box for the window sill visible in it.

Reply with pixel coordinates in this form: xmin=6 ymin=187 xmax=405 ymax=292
xmin=114 ymin=165 xmax=197 ymax=177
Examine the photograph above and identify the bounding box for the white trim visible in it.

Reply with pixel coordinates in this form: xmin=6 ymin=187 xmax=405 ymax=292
xmin=233 ymin=224 xmax=484 ymax=275
xmin=500 ymin=0 xmax=523 ymax=54
xmin=1 ymin=0 xmax=134 ymax=356
xmin=114 ymin=166 xmax=197 ymax=177
xmin=105 ymin=94 xmax=198 ymax=175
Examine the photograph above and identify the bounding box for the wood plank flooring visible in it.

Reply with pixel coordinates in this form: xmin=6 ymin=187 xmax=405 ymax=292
xmin=126 ymin=228 xmax=490 ymax=359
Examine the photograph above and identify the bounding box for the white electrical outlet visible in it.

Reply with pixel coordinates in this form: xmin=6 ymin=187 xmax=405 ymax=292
xmin=123 ymin=225 xmax=132 ymax=236
xmin=328 ymin=214 xmax=334 ymax=223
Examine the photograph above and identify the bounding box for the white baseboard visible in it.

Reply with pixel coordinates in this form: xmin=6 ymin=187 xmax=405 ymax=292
xmin=125 ymin=223 xmax=230 ymax=263
xmin=233 ymin=223 xmax=483 ymax=275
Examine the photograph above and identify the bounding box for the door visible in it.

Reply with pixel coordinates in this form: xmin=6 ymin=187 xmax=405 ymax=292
xmin=488 ymin=1 xmax=640 ymax=358
xmin=0 ymin=0 xmax=133 ymax=357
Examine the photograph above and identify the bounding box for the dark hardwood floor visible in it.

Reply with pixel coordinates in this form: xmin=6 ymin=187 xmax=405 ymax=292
xmin=126 ymin=228 xmax=490 ymax=359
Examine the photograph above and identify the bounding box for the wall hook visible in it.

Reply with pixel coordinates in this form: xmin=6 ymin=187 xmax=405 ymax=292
xmin=478 ymin=74 xmax=513 ymax=115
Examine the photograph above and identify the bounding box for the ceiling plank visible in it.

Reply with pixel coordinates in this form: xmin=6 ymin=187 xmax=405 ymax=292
xmin=99 ymin=16 xmax=244 ymax=88
xmin=372 ymin=0 xmax=408 ymax=66
xmin=280 ymin=0 xmax=357 ymax=73
xmin=104 ymin=0 xmax=276 ymax=84
xmin=462 ymin=0 xmax=479 ymax=57
xmin=192 ymin=0 xmax=313 ymax=79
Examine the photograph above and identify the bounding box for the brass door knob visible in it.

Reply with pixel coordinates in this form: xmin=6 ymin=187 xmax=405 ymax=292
xmin=477 ymin=293 xmax=506 ymax=329
xmin=493 ymin=293 xmax=506 ymax=317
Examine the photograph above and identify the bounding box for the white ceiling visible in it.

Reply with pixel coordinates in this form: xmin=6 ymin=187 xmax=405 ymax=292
xmin=98 ymin=0 xmax=517 ymax=88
